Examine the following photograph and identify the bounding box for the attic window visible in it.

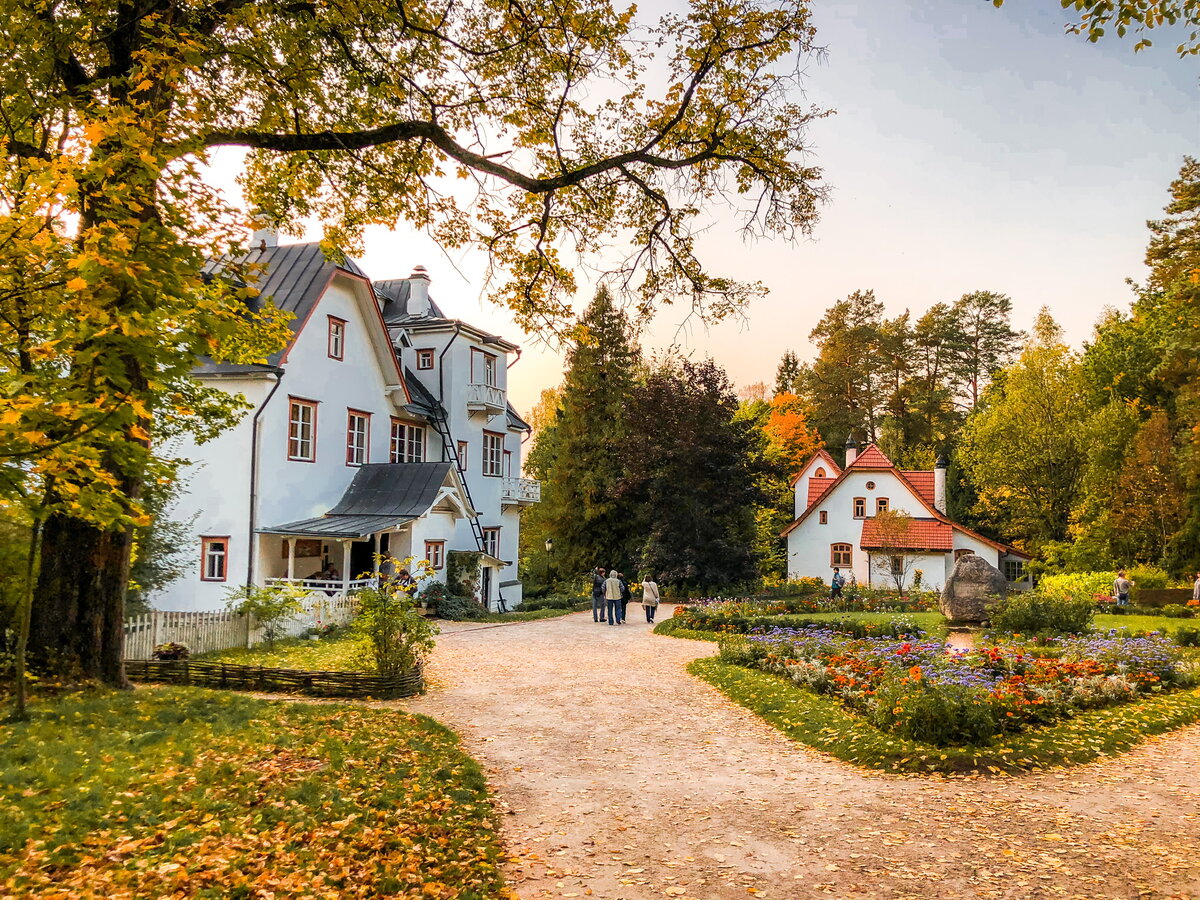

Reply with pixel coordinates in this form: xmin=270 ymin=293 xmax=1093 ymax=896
xmin=865 ymin=481 xmax=876 ymax=490
xmin=814 ymin=467 xmax=826 ymax=478
xmin=327 ymin=316 xmax=346 ymax=360
xmin=416 ymin=348 xmax=435 ymax=370
xmin=819 ymin=511 xmax=828 ymax=524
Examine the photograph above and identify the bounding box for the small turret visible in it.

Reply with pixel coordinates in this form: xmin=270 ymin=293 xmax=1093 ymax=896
xmin=934 ymin=453 xmax=949 ymax=514
xmin=407 ymin=265 xmax=431 ymax=317
xmin=844 ymin=436 xmax=859 ymax=467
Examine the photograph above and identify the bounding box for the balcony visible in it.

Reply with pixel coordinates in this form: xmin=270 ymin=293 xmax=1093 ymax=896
xmin=466 ymin=382 xmax=506 ymax=417
xmin=501 ymin=476 xmax=541 ymax=506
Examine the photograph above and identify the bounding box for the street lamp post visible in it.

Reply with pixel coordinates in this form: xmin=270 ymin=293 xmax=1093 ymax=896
xmin=545 ymin=537 xmax=554 ymax=588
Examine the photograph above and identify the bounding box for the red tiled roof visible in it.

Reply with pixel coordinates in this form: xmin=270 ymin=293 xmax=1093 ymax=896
xmin=902 ymin=471 xmax=936 ymax=506
xmin=807 ymin=477 xmax=836 ymax=508
xmin=789 ymin=448 xmax=841 ymax=487
xmin=849 ymin=444 xmax=894 ymax=469
xmin=859 ymin=517 xmax=953 ymax=551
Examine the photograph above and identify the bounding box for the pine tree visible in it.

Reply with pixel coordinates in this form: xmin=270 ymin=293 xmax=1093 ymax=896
xmin=528 ymin=286 xmax=640 ymax=581
xmin=774 ymin=351 xmax=802 ymax=396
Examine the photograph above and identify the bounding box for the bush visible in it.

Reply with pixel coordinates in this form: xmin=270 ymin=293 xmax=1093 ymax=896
xmin=1161 ymin=604 xmax=1197 ymax=619
xmin=871 ymin=679 xmax=1000 ymax=747
xmin=427 ymin=592 xmax=490 ymax=621
xmin=352 ymin=585 xmax=438 ymax=676
xmin=1128 ymin=565 xmax=1170 ymax=591
xmin=991 ymin=589 xmax=1094 ymax=635
xmin=151 ymin=642 xmax=189 ymax=660
xmin=515 ymin=594 xmax=583 ymax=612
xmin=1175 ymin=626 xmax=1200 ymax=647
xmin=224 ymin=584 xmax=306 ymax=649
xmin=675 ymin=602 xmax=931 ymax=639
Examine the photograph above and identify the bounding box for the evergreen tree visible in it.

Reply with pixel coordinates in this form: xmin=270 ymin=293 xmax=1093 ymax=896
xmin=622 ymin=357 xmax=760 ymax=588
xmin=774 ymin=350 xmax=802 ymax=396
xmin=948 ymin=291 xmax=1023 ymax=409
xmin=526 ymin=286 xmax=640 ymax=582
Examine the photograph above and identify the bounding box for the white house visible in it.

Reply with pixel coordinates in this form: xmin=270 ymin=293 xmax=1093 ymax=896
xmin=782 ymin=440 xmax=1030 ymax=591
xmin=155 ymin=234 xmax=539 ymax=611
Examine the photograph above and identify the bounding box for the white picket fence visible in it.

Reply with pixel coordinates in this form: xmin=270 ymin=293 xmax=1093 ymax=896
xmin=123 ymin=594 xmax=359 ymax=660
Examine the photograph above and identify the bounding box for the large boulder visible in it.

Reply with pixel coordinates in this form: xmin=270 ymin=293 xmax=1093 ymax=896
xmin=940 ymin=555 xmax=1008 ymax=623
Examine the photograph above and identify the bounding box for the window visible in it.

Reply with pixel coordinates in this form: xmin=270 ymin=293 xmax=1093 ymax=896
xmin=390 ymin=419 xmax=425 ymax=463
xmin=482 ymin=431 xmax=503 ymax=477
xmin=831 ymin=543 xmax=852 ymax=567
xmin=327 ymin=316 xmax=346 ymax=360
xmin=853 ymin=497 xmax=866 ymax=518
xmin=346 ymin=409 xmax=370 ymax=466
xmin=955 ymin=548 xmax=975 ymax=561
xmin=890 ymin=556 xmax=904 ymax=578
xmin=503 ymin=449 xmax=513 ymax=478
xmin=482 ymin=527 xmax=501 ymax=558
xmin=819 ymin=511 xmax=828 ymax=525
xmin=865 ymin=480 xmax=876 ymax=490
xmin=424 ymin=540 xmax=445 ymax=570
xmin=416 ymin=348 xmax=435 ymax=370
xmin=814 ymin=467 xmax=827 ymax=478
xmin=472 ymin=348 xmax=498 ymax=386
xmin=457 ymin=440 xmax=468 ymax=469
xmin=876 ymin=497 xmax=889 ymax=514
xmin=201 ymin=536 xmax=229 ymax=581
xmin=1004 ymin=559 xmax=1026 ymax=582
xmin=288 ymin=398 xmax=317 ymax=462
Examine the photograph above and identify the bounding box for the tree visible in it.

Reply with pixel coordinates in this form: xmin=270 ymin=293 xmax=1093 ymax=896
xmin=622 ymin=356 xmax=759 ymax=588
xmin=2 ymin=0 xmax=830 ymax=682
xmin=948 ymin=291 xmax=1022 ymax=410
xmin=866 ymin=509 xmax=918 ymax=592
xmin=774 ymin=351 xmax=803 ymax=396
xmin=525 ymin=286 xmax=640 ymax=581
xmin=958 ymin=309 xmax=1090 ymax=553
xmin=763 ymin=392 xmax=823 ymax=477
xmin=989 ymin=0 xmax=1200 ymax=56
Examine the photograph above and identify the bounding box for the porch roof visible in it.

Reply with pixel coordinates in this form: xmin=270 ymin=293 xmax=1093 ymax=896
xmin=259 ymin=513 xmax=415 ymax=538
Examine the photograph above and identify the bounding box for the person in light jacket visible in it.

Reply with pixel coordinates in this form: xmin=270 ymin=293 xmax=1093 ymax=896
xmin=641 ymin=575 xmax=661 ymax=623
xmin=1193 ymin=571 xmax=1200 ymax=604
xmin=604 ymin=569 xmax=623 ymax=626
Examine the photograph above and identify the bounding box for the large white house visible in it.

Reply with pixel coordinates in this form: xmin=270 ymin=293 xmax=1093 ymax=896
xmin=782 ymin=441 xmax=1030 ymax=591
xmin=155 ymin=233 xmax=539 ymax=612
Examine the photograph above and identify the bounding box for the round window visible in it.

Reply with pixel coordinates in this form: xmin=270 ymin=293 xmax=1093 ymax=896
xmin=865 ymin=481 xmax=876 ymax=490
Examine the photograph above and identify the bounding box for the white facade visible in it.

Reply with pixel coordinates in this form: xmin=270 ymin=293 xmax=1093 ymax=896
xmin=155 ymin=242 xmax=537 ymax=612
xmin=784 ymin=444 xmax=1028 ymax=591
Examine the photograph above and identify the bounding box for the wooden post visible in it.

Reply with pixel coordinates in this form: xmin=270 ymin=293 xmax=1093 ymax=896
xmin=372 ymin=532 xmax=380 ymax=577
xmin=245 ymin=611 xmax=253 ymax=648
xmin=341 ymin=540 xmax=351 ymax=595
xmin=286 ymin=538 xmax=296 ymax=581
xmin=151 ymin=610 xmax=161 ymax=653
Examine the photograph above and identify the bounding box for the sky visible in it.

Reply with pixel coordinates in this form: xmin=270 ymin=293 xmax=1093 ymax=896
xmin=207 ymin=0 xmax=1198 ymax=417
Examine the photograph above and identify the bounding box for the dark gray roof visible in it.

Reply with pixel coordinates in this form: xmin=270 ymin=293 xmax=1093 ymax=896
xmin=260 ymin=462 xmax=454 ymax=538
xmin=329 ymin=462 xmax=452 ymax=517
xmin=505 ymin=402 xmax=531 ymax=431
xmin=203 ymin=241 xmax=368 ymax=366
xmin=374 ymin=279 xmax=447 ymax=324
xmin=402 ymin=368 xmax=441 ymax=417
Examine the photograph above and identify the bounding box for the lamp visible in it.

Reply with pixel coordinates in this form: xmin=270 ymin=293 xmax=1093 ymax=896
xmin=545 ymin=538 xmax=554 ymax=553
xmin=544 ymin=537 xmax=554 ymax=586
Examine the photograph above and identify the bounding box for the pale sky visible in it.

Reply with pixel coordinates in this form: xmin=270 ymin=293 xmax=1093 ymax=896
xmin=207 ymin=0 xmax=1198 ymax=417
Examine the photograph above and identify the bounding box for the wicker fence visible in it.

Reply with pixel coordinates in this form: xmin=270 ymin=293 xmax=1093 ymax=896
xmin=124 ymin=658 xmax=423 ymax=699
xmin=123 ymin=595 xmax=359 ymax=660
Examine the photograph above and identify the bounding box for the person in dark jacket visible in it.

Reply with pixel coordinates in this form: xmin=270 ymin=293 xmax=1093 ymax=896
xmin=591 ymin=567 xmax=607 ymax=623
xmin=618 ymin=572 xmax=631 ymax=624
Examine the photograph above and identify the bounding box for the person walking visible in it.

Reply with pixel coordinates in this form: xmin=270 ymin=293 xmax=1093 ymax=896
xmin=830 ymin=567 xmax=845 ymax=601
xmin=1193 ymin=571 xmax=1200 ymax=605
xmin=642 ymin=575 xmax=661 ymax=623
xmin=619 ymin=572 xmax=631 ymax=624
xmin=1113 ymin=569 xmax=1134 ymax=607
xmin=604 ymin=569 xmax=623 ymax=625
xmin=591 ymin=567 xmax=608 ymax=623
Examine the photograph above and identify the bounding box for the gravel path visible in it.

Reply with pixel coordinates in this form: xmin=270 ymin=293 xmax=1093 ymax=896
xmin=404 ymin=607 xmax=1200 ymax=900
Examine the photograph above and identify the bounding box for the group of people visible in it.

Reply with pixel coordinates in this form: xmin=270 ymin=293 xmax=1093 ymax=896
xmin=590 ymin=567 xmax=661 ymax=625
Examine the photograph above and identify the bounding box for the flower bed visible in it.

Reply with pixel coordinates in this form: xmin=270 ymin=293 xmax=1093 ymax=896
xmin=671 ymin=598 xmax=938 ymax=637
xmin=679 ymin=589 xmax=939 ymax=615
xmin=720 ymin=626 xmax=1195 ymax=746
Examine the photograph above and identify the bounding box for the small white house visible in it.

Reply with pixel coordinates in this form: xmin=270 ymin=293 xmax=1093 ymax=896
xmin=155 ymin=235 xmax=538 ymax=611
xmin=782 ymin=441 xmax=1030 ymax=591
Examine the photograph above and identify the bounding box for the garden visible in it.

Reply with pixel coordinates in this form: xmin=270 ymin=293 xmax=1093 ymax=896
xmin=660 ymin=579 xmax=1200 ymax=774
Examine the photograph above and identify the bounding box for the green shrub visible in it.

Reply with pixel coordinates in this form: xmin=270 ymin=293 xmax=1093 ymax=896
xmin=1036 ymin=571 xmax=1115 ymax=599
xmin=1128 ymin=565 xmax=1170 ymax=591
xmin=1175 ymin=626 xmax=1200 ymax=647
xmin=224 ymin=583 xmax=305 ymax=649
xmin=871 ymin=679 xmax=1000 ymax=747
xmin=991 ymin=589 xmax=1094 ymax=635
xmin=427 ymin=592 xmax=489 ymax=621
xmin=515 ymin=594 xmax=581 ymax=611
xmin=1161 ymin=604 xmax=1197 ymax=619
xmin=352 ymin=585 xmax=437 ymax=675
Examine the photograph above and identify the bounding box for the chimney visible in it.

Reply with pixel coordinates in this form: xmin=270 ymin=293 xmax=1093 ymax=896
xmin=407 ymin=265 xmax=431 ymax=317
xmin=844 ymin=436 xmax=859 ymax=467
xmin=934 ymin=453 xmax=949 ymax=514
xmin=249 ymin=213 xmax=279 ymax=251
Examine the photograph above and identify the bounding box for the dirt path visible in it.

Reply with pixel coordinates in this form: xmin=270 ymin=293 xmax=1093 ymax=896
xmin=404 ymin=608 xmax=1200 ymax=900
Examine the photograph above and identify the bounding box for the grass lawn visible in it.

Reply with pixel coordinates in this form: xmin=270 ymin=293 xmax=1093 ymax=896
xmin=201 ymin=633 xmax=364 ymax=671
xmin=1094 ymin=614 xmax=1197 ymax=635
xmin=0 ymin=688 xmax=511 ymax=899
xmin=690 ymin=657 xmax=1200 ymax=775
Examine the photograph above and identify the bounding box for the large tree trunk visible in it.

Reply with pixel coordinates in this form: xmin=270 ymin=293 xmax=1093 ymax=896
xmin=29 ymin=509 xmax=134 ymax=688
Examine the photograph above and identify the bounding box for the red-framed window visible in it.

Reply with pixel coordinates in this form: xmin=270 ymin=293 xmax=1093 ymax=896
xmin=819 ymin=511 xmax=828 ymax=525
xmin=201 ymin=536 xmax=230 ymax=581
xmin=482 ymin=431 xmax=503 ymax=477
xmin=471 ymin=348 xmax=498 ymax=386
xmin=876 ymin=497 xmax=889 ymax=514
xmin=482 ymin=527 xmax=501 ymax=558
xmin=389 ymin=419 xmax=425 ymax=463
xmin=853 ymin=497 xmax=866 ymax=519
xmin=424 ymin=540 xmax=445 ymax=570
xmin=288 ymin=398 xmax=318 ymax=462
xmin=831 ymin=543 xmax=852 ymax=567
xmin=457 ymin=440 xmax=469 ymax=469
xmin=327 ymin=316 xmax=346 ymax=360
xmin=416 ymin=348 xmax=435 ymax=370
xmin=346 ymin=409 xmax=371 ymax=466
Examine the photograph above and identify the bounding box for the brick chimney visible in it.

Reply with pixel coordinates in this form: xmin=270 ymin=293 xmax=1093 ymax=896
xmin=407 ymin=265 xmax=431 ymax=317
xmin=934 ymin=453 xmax=949 ymax=514
xmin=845 ymin=436 xmax=859 ymax=467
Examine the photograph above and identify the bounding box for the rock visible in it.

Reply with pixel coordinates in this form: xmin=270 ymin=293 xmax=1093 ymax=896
xmin=940 ymin=554 xmax=1008 ymax=623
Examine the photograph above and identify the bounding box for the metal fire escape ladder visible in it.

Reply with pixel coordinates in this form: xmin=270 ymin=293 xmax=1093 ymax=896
xmin=428 ymin=403 xmax=486 ymax=553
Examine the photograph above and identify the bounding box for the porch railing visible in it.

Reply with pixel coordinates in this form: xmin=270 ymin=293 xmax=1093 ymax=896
xmin=264 ymin=577 xmax=373 ymax=595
